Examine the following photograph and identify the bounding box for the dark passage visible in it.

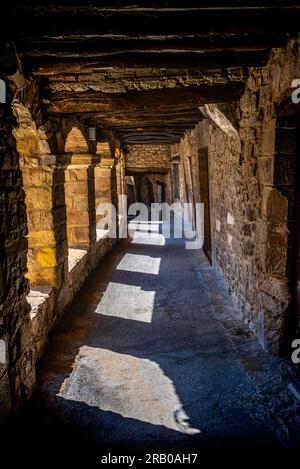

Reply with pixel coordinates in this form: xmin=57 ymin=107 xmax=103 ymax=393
xmin=1 ymin=3 xmax=300 ymax=462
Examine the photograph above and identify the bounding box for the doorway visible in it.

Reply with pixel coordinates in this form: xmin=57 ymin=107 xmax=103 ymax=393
xmin=198 ymin=147 xmax=212 ymax=259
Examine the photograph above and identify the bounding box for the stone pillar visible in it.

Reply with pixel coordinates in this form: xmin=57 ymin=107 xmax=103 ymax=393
xmin=23 ymin=164 xmax=68 ymax=288
xmin=115 ymin=149 xmax=126 ymax=199
xmin=64 ymin=154 xmax=98 ymax=249
xmin=94 ymin=156 xmax=118 ymax=238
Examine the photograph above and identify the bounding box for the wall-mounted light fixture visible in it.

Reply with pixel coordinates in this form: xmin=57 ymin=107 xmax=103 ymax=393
xmin=0 ymin=52 xmax=26 ymax=93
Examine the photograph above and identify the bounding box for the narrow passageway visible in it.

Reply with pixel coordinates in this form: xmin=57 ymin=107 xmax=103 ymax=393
xmin=10 ymin=220 xmax=298 ymax=457
xmin=3 ymin=5 xmax=300 ymax=461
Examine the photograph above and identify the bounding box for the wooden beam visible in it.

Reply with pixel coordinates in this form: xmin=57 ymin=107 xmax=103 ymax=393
xmin=1 ymin=6 xmax=299 ymax=37
xmin=26 ymin=50 xmax=270 ymax=71
xmin=126 ymin=167 xmax=170 ymax=175
xmin=18 ymin=33 xmax=287 ymax=55
xmin=43 ymin=83 xmax=244 ymax=116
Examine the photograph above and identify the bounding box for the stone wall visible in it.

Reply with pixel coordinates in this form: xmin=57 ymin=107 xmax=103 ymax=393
xmin=173 ymin=36 xmax=300 ymax=354
xmin=125 ymin=144 xmax=172 ymax=207
xmin=126 ymin=144 xmax=172 ymax=171
xmin=171 ymin=121 xmax=211 ymax=254
xmin=134 ymin=173 xmax=172 ymax=206
xmin=0 ymin=104 xmax=35 ymax=422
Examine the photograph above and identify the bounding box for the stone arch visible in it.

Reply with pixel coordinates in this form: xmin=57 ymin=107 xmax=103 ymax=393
xmin=12 ymin=100 xmax=55 ymax=165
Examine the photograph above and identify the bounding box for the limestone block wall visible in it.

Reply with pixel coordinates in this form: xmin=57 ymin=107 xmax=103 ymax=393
xmin=0 ymin=86 xmax=125 ymax=419
xmin=65 ymin=156 xmax=97 ymax=248
xmin=24 ymin=166 xmax=68 ymax=287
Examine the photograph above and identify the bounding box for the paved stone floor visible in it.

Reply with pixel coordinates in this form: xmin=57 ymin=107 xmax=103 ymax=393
xmin=7 ymin=222 xmax=300 ymax=462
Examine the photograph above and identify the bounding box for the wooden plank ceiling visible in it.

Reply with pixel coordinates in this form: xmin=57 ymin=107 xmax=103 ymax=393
xmin=1 ymin=2 xmax=298 ymax=144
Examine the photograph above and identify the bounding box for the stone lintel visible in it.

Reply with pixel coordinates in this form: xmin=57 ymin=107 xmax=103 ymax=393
xmin=55 ymin=153 xmax=100 ymax=167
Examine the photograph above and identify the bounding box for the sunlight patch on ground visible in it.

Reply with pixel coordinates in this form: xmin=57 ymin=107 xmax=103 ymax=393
xmin=59 ymin=346 xmax=201 ymax=435
xmin=131 ymin=232 xmax=166 ymax=246
xmin=95 ymin=282 xmax=155 ymax=323
xmin=117 ymin=253 xmax=161 ymax=275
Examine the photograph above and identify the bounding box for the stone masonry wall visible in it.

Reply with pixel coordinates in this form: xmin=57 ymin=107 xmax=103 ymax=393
xmin=174 ymin=36 xmax=300 ymax=354
xmin=0 ymin=105 xmax=35 ymax=423
xmin=171 ymin=120 xmax=211 ymax=253
xmin=126 ymin=144 xmax=172 ymax=170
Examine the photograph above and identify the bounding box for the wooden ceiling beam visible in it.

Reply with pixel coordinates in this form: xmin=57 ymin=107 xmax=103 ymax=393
xmin=18 ymin=33 xmax=288 ymax=54
xmin=27 ymin=50 xmax=269 ymax=71
xmin=1 ymin=6 xmax=299 ymax=37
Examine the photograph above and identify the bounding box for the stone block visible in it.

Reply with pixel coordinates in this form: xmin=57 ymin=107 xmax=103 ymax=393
xmin=262 ymin=187 xmax=288 ymax=226
xmin=27 ymin=266 xmax=60 ymax=288
xmin=65 ymin=167 xmax=88 ymax=182
xmin=65 ymin=181 xmax=89 ymax=194
xmin=28 ymin=229 xmax=56 ymax=246
xmin=27 ymin=210 xmax=54 ymax=231
xmin=25 ymin=187 xmax=53 ymax=210
xmin=68 ymin=226 xmax=90 ymax=246
xmin=67 ymin=210 xmax=90 ymax=225
xmin=257 ymin=157 xmax=274 ymax=185
xmin=261 ymin=127 xmax=275 ymax=156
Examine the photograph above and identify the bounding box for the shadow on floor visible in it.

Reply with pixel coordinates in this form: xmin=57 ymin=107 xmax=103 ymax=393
xmin=3 ymin=221 xmax=295 ymax=462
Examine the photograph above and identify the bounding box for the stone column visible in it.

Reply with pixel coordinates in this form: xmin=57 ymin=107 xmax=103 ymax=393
xmin=115 ymin=149 xmax=126 ymax=199
xmin=94 ymin=155 xmax=119 ymax=238
xmin=22 ymin=162 xmax=68 ymax=289
xmin=64 ymin=154 xmax=98 ymax=249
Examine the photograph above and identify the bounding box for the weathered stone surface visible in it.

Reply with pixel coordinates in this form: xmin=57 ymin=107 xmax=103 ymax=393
xmin=126 ymin=144 xmax=172 ymax=171
xmin=173 ymin=36 xmax=300 ymax=354
xmin=0 ymin=105 xmax=35 ymax=417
